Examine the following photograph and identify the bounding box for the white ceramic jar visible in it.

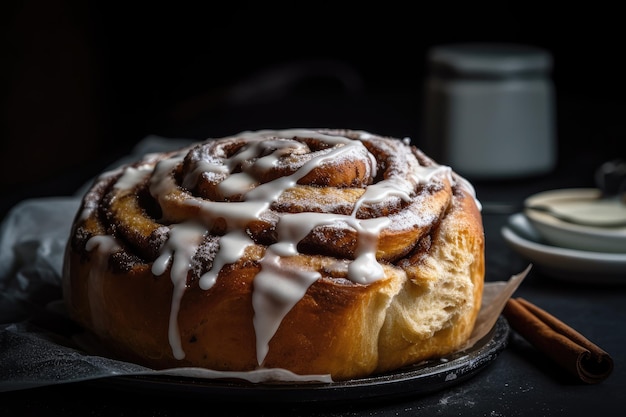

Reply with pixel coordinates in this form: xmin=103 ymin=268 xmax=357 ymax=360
xmin=421 ymin=43 xmax=557 ymax=180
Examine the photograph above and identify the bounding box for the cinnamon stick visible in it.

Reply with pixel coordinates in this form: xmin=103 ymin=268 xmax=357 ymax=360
xmin=503 ymin=297 xmax=614 ymax=384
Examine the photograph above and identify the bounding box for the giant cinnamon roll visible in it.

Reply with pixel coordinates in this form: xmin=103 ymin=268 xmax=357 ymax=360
xmin=62 ymin=128 xmax=484 ymax=381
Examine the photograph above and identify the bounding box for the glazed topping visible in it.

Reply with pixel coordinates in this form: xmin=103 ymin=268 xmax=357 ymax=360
xmin=84 ymin=128 xmax=475 ymax=367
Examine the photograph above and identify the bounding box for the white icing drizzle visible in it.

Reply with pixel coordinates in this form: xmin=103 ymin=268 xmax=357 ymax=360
xmin=113 ymin=164 xmax=153 ymax=190
xmin=84 ymin=128 xmax=480 ymax=371
xmin=86 ymin=234 xmax=121 ymax=255
xmin=84 ymin=235 xmax=122 ymax=338
xmin=151 ymin=222 xmax=207 ymax=360
xmin=198 ymin=229 xmax=250 ymax=290
xmin=79 ymin=169 xmax=123 ymax=222
xmin=253 ymin=246 xmax=321 ymax=365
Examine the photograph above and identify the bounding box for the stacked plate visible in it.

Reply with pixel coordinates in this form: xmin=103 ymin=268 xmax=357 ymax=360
xmin=501 ymin=188 xmax=626 ymax=284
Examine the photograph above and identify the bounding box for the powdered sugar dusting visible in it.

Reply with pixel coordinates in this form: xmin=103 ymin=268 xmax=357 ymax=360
xmin=81 ymin=128 xmax=479 ymax=370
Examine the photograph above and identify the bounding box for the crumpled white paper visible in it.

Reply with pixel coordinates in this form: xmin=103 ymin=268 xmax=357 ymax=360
xmin=0 ymin=135 xmax=528 ymax=393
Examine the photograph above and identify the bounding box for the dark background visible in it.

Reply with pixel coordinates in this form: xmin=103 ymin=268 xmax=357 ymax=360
xmin=2 ymin=4 xmax=626 ymax=416
xmin=2 ymin=1 xmax=625 ymax=218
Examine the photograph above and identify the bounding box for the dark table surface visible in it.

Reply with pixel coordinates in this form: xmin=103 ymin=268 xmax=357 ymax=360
xmin=1 ymin=88 xmax=624 ymax=416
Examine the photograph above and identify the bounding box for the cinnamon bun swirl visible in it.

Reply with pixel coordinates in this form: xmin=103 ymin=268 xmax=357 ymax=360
xmin=62 ymin=128 xmax=484 ymax=381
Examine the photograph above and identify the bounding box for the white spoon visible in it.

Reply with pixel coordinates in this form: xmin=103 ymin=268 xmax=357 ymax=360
xmin=525 ymin=159 xmax=626 ymax=228
xmin=525 ymin=199 xmax=626 ymax=228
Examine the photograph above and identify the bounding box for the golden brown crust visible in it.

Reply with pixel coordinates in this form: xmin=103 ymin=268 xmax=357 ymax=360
xmin=62 ymin=128 xmax=484 ymax=381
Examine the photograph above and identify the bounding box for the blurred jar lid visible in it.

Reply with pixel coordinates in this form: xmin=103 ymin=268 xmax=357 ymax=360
xmin=427 ymin=43 xmax=553 ymax=78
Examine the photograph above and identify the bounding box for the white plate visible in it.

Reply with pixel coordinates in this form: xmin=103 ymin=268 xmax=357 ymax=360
xmin=501 ymin=213 xmax=626 ymax=284
xmin=523 ymin=188 xmax=626 ymax=253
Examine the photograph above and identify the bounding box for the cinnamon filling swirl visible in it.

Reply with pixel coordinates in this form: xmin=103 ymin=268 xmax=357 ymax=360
xmin=65 ymin=128 xmax=483 ymax=378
